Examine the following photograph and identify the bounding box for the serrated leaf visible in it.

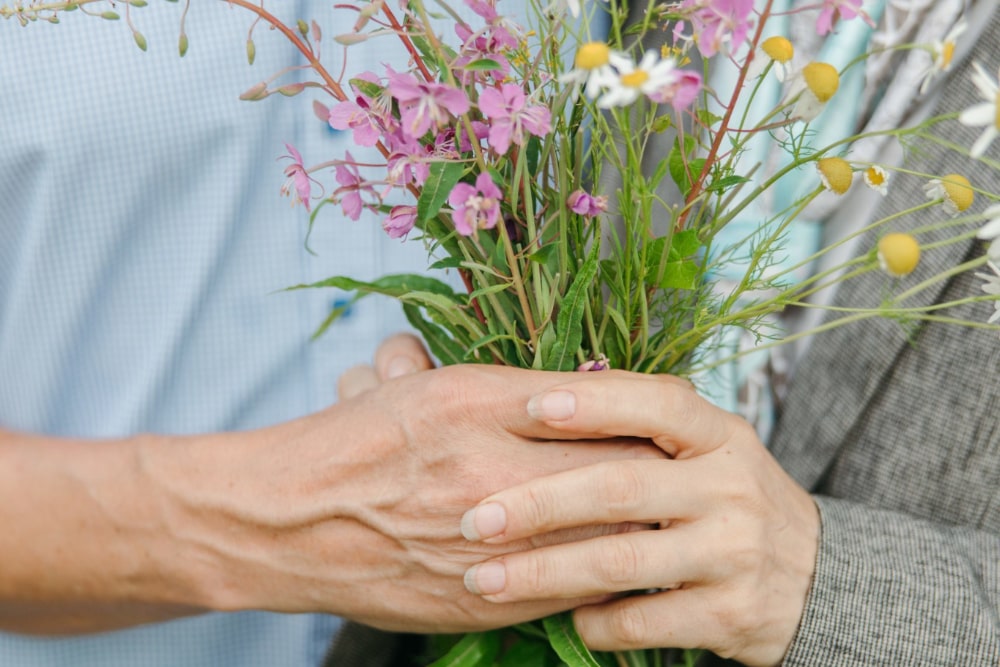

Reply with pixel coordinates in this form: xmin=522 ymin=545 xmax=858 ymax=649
xmin=545 ymin=243 xmax=600 ymax=371
xmin=418 ymin=162 xmax=466 ymax=222
xmin=542 ymin=613 xmax=602 ymax=667
xmin=427 ymin=631 xmax=501 ymax=667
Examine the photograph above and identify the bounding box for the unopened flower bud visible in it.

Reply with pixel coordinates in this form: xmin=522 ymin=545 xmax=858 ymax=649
xmin=877 ymin=233 xmax=921 ymax=277
xmin=132 ymin=31 xmax=147 ymax=52
xmin=277 ymin=83 xmax=306 ymax=97
xmin=246 ymin=39 xmax=256 ymax=65
xmin=335 ymin=32 xmax=368 ymax=46
xmin=100 ymin=10 xmax=119 ymax=20
xmin=297 ymin=19 xmax=309 ymax=37
xmin=239 ymin=82 xmax=269 ymax=101
xmin=178 ymin=33 xmax=189 ymax=57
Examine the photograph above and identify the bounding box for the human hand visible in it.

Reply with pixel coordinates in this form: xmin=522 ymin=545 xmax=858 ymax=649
xmin=144 ymin=364 xmax=661 ymax=634
xmin=337 ymin=332 xmax=435 ymax=399
xmin=458 ymin=371 xmax=819 ymax=666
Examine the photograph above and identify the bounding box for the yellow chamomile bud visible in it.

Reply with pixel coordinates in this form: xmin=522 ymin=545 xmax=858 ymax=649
xmin=802 ymin=62 xmax=839 ymax=102
xmin=761 ymin=36 xmax=794 ymax=64
xmin=817 ymin=157 xmax=853 ymax=195
xmin=575 ymin=42 xmax=611 ymax=70
xmin=877 ymin=233 xmax=921 ymax=277
xmin=942 ymin=174 xmax=975 ymax=212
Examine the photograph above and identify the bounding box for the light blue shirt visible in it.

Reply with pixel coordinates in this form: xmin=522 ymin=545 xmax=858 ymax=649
xmin=0 ymin=3 xmax=431 ymax=665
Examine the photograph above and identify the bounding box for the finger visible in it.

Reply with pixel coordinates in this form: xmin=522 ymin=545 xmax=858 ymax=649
xmin=461 ymin=459 xmax=703 ymax=543
xmin=464 ymin=528 xmax=705 ymax=603
xmin=338 ymin=364 xmax=379 ymax=400
xmin=525 ymin=373 xmax=746 ymax=458
xmin=373 ymin=333 xmax=434 ymax=380
xmin=574 ymin=587 xmax=715 ymax=653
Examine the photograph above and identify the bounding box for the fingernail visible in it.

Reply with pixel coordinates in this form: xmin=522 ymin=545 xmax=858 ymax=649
xmin=461 ymin=502 xmax=507 ymax=541
xmin=386 ymin=355 xmax=417 ymax=379
xmin=526 ymin=390 xmax=576 ymax=421
xmin=464 ymin=561 xmax=506 ymax=596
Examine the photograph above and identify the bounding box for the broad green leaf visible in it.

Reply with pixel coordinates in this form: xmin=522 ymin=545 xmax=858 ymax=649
xmin=542 ymin=613 xmax=602 ymax=667
xmin=667 ymin=136 xmax=704 ymax=198
xmin=426 ymin=631 xmax=500 ymax=667
xmin=528 ymin=244 xmax=558 ymax=265
xmin=545 ymin=243 xmax=600 ymax=371
xmin=418 ymin=162 xmax=466 ymax=223
xmin=402 ymin=303 xmax=467 ymax=366
xmin=429 ymin=256 xmax=465 ymax=270
xmin=658 ymin=260 xmax=699 ymax=289
xmin=496 ymin=638 xmax=553 ymax=667
xmin=670 ymin=229 xmax=702 ymax=258
xmin=462 ymin=58 xmax=503 ymax=71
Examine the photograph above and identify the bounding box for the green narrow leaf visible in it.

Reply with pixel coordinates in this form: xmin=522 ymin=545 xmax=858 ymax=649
xmin=545 ymin=243 xmax=600 ymax=371
xmin=426 ymin=631 xmax=501 ymax=667
xmin=541 ymin=613 xmax=602 ymax=667
xmin=402 ymin=303 xmax=466 ymax=366
xmin=348 ymin=77 xmax=383 ymax=100
xmin=704 ymin=174 xmax=750 ymax=193
xmin=462 ymin=58 xmax=503 ymax=71
xmin=418 ymin=162 xmax=466 ymax=222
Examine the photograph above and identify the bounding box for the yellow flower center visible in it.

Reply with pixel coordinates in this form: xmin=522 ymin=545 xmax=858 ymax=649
xmin=803 ymin=62 xmax=839 ymax=102
xmin=995 ymin=92 xmax=1000 ymax=130
xmin=761 ymin=36 xmax=794 ymax=63
xmin=941 ymin=40 xmax=956 ymax=68
xmin=575 ymin=42 xmax=611 ymax=70
xmin=817 ymin=157 xmax=853 ymax=194
xmin=940 ymin=173 xmax=975 ymax=211
xmin=865 ymin=166 xmax=886 ymax=186
xmin=621 ymin=69 xmax=649 ymax=88
xmin=877 ymin=233 xmax=921 ymax=277
xmin=660 ymin=44 xmax=691 ymax=66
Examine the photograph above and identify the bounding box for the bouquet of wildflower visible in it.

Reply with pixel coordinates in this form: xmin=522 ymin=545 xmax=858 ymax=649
xmin=8 ymin=0 xmax=1000 ymax=664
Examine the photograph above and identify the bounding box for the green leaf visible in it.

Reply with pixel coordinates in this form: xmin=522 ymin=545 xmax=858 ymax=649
xmin=348 ymin=77 xmax=383 ymax=100
xmin=402 ymin=303 xmax=467 ymax=366
xmin=705 ymin=174 xmax=750 ymax=194
xmin=497 ymin=638 xmax=554 ymax=667
xmin=650 ymin=114 xmax=672 ymax=133
xmin=429 ymin=256 xmax=465 ymax=270
xmin=462 ymin=58 xmax=503 ymax=71
xmin=463 ymin=333 xmax=521 ymax=363
xmin=528 ymin=243 xmax=558 ymax=265
xmin=696 ymin=108 xmax=724 ymax=127
xmin=426 ymin=631 xmax=501 ymax=667
xmin=545 ymin=242 xmax=600 ymax=371
xmin=542 ymin=613 xmax=602 ymax=667
xmin=288 ymin=273 xmax=459 ymax=300
xmin=667 ymin=136 xmax=704 ymax=198
xmin=468 ymin=282 xmax=512 ymax=300
xmin=670 ymin=229 xmax=702 ymax=258
xmin=418 ymin=162 xmax=466 ymax=223
xmin=525 ymin=135 xmax=541 ymax=177
xmin=658 ymin=260 xmax=699 ymax=289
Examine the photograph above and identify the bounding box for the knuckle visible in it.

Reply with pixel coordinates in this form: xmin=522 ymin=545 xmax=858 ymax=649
xmin=606 ymin=603 xmax=650 ymax=647
xmin=519 ymin=554 xmax=554 ymax=597
xmin=597 ymin=538 xmax=643 ymax=587
xmin=598 ymin=463 xmax=648 ymax=515
xmin=518 ymin=484 xmax=557 ymax=532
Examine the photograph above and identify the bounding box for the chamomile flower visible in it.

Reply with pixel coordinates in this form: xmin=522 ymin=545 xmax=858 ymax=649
xmin=863 ymin=165 xmax=890 ymax=196
xmin=919 ymin=20 xmax=966 ymax=95
xmin=786 ymin=61 xmax=840 ymax=121
xmin=976 ymin=203 xmax=1000 ymax=260
xmin=746 ymin=35 xmax=794 ymax=82
xmin=958 ymin=62 xmax=1000 ymax=158
xmin=924 ymin=173 xmax=975 ymax=216
xmin=816 ymin=157 xmax=853 ymax=194
xmin=877 ymin=233 xmax=921 ymax=277
xmin=560 ymin=41 xmax=617 ymax=99
xmin=596 ymin=51 xmax=680 ymax=109
xmin=974 ymin=260 xmax=1000 ymax=326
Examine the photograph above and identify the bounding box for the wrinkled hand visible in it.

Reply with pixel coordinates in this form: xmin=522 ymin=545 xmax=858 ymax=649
xmin=337 ymin=333 xmax=435 ymax=399
xmin=459 ymin=371 xmax=819 ymax=666
xmin=146 ymin=345 xmax=661 ymax=634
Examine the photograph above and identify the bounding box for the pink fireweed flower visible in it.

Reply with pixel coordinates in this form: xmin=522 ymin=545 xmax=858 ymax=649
xmin=477 ymin=83 xmax=552 ymax=154
xmin=679 ymin=0 xmax=754 ymax=58
xmin=448 ymin=172 xmax=503 ymax=236
xmin=577 ymin=354 xmax=610 ymax=371
xmin=647 ymin=68 xmax=703 ymax=109
xmin=815 ymin=0 xmax=871 ymax=35
xmin=279 ymin=143 xmax=318 ymax=212
xmin=387 ymin=68 xmax=471 ymax=140
xmin=383 ymin=205 xmax=418 ymax=239
xmin=327 ymin=100 xmax=381 ymax=147
xmin=333 ymin=151 xmax=379 ymax=221
xmin=567 ymin=189 xmax=608 ymax=217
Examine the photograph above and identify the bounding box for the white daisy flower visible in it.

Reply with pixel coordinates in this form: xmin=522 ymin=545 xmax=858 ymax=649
xmin=958 ymin=62 xmax=1000 ymax=158
xmin=976 ymin=203 xmax=1000 ymax=261
xmin=559 ymin=41 xmax=618 ymax=100
xmin=923 ymin=173 xmax=975 ymax=217
xmin=746 ymin=36 xmax=794 ymax=82
xmin=974 ymin=260 xmax=1000 ymax=326
xmin=596 ymin=51 xmax=679 ymax=109
xmin=863 ymin=165 xmax=890 ymax=196
xmin=919 ymin=20 xmax=967 ymax=95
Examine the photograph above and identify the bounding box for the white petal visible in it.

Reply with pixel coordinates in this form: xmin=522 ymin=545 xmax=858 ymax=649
xmin=970 ymin=61 xmax=998 ymax=100
xmin=959 ymin=103 xmax=995 ymax=127
xmin=978 ymin=216 xmax=1000 ymax=240
xmin=971 ymin=126 xmax=999 ymax=158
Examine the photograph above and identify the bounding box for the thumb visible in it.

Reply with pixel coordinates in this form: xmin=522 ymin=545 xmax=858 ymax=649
xmin=374 ymin=333 xmax=435 ymax=381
